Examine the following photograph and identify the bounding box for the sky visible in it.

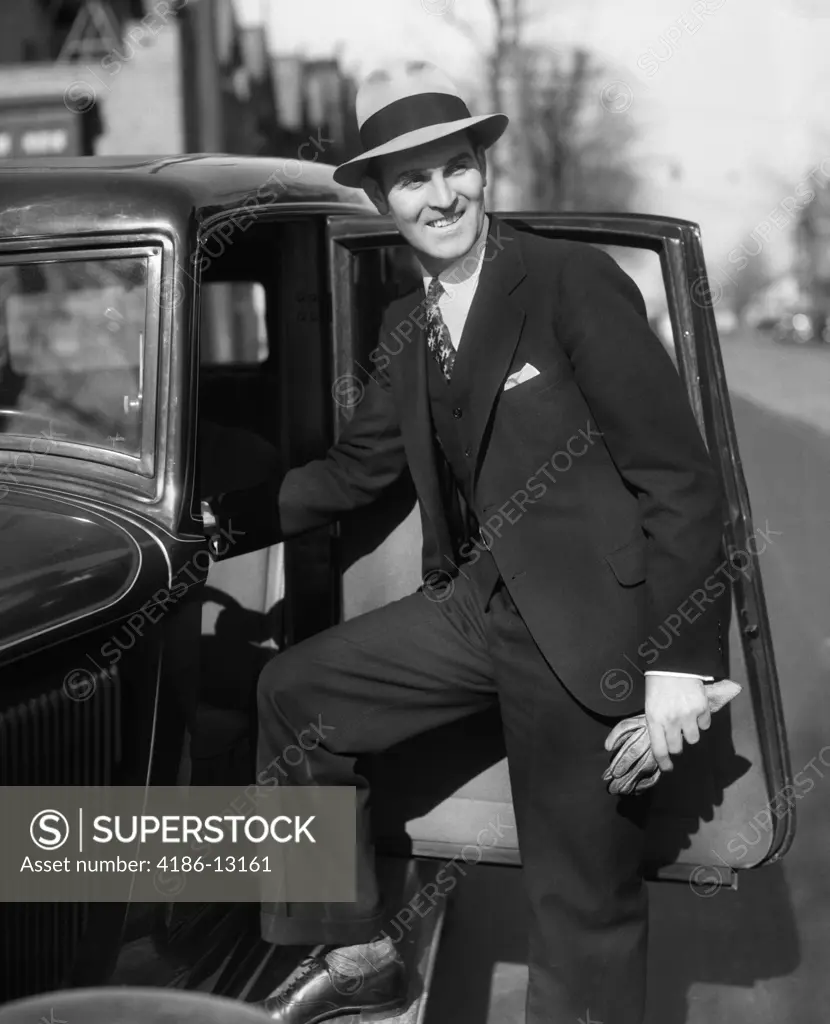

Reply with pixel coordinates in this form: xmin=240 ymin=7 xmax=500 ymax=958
xmin=234 ymin=0 xmax=830 ymax=271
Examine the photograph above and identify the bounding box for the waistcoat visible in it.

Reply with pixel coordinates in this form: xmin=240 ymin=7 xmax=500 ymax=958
xmin=425 ymin=337 xmax=501 ymax=607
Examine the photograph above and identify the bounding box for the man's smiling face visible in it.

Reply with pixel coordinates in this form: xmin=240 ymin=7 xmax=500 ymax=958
xmin=363 ymin=132 xmax=487 ymax=274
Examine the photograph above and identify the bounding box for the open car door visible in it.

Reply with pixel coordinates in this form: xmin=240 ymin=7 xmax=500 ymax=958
xmin=326 ymin=211 xmax=795 ymax=889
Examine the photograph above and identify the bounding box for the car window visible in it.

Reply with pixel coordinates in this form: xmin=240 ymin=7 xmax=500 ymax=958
xmin=594 ymin=244 xmax=677 ymax=364
xmin=199 ymin=281 xmax=268 ymax=364
xmin=0 ymin=254 xmax=148 ymax=456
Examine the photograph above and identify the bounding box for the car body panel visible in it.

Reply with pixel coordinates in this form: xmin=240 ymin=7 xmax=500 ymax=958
xmin=0 ymin=156 xmax=374 ymax=1004
xmin=0 ymin=490 xmax=140 ymax=654
xmin=0 ymin=484 xmax=204 ymax=670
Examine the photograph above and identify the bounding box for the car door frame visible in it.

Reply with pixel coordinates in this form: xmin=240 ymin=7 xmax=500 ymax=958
xmin=326 ymin=210 xmax=795 ymax=872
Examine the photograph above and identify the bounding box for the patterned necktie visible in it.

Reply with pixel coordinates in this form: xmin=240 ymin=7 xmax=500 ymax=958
xmin=425 ymin=277 xmax=456 ymax=381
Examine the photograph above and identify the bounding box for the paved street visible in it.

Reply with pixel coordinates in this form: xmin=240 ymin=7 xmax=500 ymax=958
xmin=645 ymin=381 xmax=830 ymax=1024
xmin=720 ymin=328 xmax=830 ymax=436
xmin=427 ymin=329 xmax=830 ymax=1023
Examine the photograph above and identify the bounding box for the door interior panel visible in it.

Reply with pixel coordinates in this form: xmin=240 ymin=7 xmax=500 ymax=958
xmin=192 ymin=232 xmax=289 ymax=784
xmin=192 ymin=216 xmax=342 ymax=782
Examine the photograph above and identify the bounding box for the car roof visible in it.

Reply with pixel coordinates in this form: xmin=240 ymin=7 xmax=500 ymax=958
xmin=0 ymin=154 xmax=375 ymax=240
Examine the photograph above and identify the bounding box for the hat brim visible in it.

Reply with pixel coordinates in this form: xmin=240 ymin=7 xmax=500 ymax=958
xmin=332 ymin=112 xmax=509 ymax=188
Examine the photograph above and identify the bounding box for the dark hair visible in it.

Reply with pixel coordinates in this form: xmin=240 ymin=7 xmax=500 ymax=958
xmin=363 ymin=158 xmax=381 ymax=188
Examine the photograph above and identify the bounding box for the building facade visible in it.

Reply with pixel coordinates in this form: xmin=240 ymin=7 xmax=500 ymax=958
xmin=0 ymin=0 xmax=282 ymax=159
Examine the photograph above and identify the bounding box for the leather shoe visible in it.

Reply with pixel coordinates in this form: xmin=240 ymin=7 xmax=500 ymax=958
xmin=261 ymin=950 xmax=407 ymax=1022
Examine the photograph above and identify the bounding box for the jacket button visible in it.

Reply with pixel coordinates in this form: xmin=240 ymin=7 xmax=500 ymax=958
xmin=464 ymin=446 xmax=472 ymax=456
xmin=453 ymin=407 xmax=463 ymax=418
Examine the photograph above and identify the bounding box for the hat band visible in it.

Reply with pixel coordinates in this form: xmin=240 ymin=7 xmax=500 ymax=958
xmin=359 ymin=92 xmax=471 ymax=152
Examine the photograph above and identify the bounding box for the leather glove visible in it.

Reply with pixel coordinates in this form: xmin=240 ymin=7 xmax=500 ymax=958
xmin=602 ymin=679 xmax=742 ymax=796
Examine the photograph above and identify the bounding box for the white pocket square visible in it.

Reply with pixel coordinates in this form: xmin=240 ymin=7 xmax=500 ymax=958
xmin=503 ymin=363 xmax=540 ymax=391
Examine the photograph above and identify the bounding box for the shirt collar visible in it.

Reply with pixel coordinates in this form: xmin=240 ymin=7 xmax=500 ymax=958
xmin=419 ymin=214 xmax=490 ymax=299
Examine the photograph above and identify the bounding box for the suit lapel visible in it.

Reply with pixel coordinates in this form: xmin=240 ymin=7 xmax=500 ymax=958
xmin=457 ymin=217 xmax=528 ymax=477
xmin=391 ymin=291 xmax=452 ymax=552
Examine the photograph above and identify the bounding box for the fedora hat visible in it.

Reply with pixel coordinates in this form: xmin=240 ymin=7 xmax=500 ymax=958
xmin=333 ymin=61 xmax=509 ymax=189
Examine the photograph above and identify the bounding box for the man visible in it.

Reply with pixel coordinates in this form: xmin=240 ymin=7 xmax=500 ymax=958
xmin=223 ymin=61 xmax=729 ymax=1024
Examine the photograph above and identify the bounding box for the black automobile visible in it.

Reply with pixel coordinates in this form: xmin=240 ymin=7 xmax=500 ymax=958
xmin=0 ymin=156 xmax=794 ymax=1018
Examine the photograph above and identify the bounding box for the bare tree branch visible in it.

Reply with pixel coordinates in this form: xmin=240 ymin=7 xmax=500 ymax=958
xmin=441 ymin=8 xmax=484 ymax=48
xmin=510 ymin=41 xmax=640 ymax=212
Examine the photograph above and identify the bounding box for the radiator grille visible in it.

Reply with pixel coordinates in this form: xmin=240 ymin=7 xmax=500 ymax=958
xmin=0 ymin=667 xmax=122 ymax=1000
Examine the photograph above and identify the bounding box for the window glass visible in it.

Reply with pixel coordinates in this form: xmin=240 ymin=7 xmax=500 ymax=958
xmin=594 ymin=244 xmax=678 ymax=365
xmin=0 ymin=255 xmax=148 ymax=455
xmin=199 ymin=281 xmax=267 ymax=364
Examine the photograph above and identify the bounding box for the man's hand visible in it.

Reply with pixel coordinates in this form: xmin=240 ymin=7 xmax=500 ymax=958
xmin=604 ymin=679 xmax=741 ymax=795
xmin=644 ymin=674 xmax=711 ymax=772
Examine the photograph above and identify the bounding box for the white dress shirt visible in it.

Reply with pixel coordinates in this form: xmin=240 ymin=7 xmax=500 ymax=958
xmin=418 ymin=214 xmax=489 ymax=350
xmin=416 ymin=217 xmax=709 ymax=685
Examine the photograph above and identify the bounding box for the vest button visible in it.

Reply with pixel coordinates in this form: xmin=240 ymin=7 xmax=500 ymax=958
xmin=464 ymin=446 xmax=472 ymax=457
xmin=453 ymin=407 xmax=463 ymax=418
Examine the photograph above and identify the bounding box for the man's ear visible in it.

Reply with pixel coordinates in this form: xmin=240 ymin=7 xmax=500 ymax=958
xmin=361 ymin=174 xmax=389 ymax=215
xmin=475 ymin=144 xmax=487 ymax=187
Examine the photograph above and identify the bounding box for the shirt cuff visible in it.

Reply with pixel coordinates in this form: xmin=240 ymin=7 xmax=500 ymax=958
xmin=644 ymin=671 xmax=715 ymax=680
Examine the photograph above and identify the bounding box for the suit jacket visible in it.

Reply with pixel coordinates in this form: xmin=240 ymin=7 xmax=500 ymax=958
xmin=237 ymin=217 xmax=730 ymax=717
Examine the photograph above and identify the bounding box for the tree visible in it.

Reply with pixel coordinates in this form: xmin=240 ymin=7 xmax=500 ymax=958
xmin=794 ymin=182 xmax=830 ymax=321
xmin=442 ymin=0 xmax=527 ymax=205
xmin=718 ymin=246 xmax=774 ymax=326
xmin=517 ymin=44 xmax=640 ymax=212
xmin=444 ymin=0 xmax=640 ymax=212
